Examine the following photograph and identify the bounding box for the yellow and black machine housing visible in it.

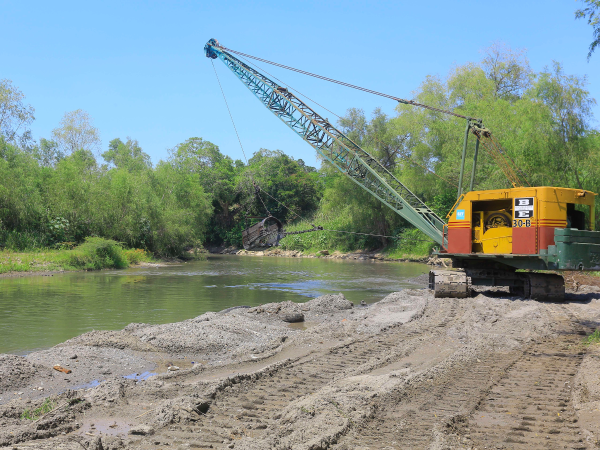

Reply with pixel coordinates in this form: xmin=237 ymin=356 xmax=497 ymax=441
xmin=432 ymin=186 xmax=600 ymax=300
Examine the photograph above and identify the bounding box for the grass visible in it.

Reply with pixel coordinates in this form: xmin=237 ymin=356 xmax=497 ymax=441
xmin=584 ymin=329 xmax=600 ymax=346
xmin=21 ymin=398 xmax=55 ymax=420
xmin=0 ymin=237 xmax=153 ymax=274
xmin=382 ymin=228 xmax=436 ymax=260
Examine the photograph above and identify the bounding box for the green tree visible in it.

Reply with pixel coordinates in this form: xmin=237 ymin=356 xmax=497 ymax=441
xmin=34 ymin=138 xmax=64 ymax=167
xmin=528 ymin=62 xmax=596 ymax=189
xmin=481 ymin=42 xmax=532 ymax=100
xmin=52 ymin=109 xmax=101 ymax=156
xmin=575 ymin=0 xmax=600 ymax=60
xmin=168 ymin=137 xmax=240 ymax=243
xmin=0 ymin=137 xmax=45 ymax=246
xmin=244 ymin=149 xmax=321 ymax=223
xmin=324 ymin=108 xmax=410 ymax=247
xmin=151 ymin=161 xmax=212 ymax=255
xmin=102 ymin=137 xmax=152 ymax=172
xmin=0 ymin=79 xmax=35 ymax=148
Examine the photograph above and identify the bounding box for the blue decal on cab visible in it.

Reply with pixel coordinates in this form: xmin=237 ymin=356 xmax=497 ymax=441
xmin=456 ymin=209 xmax=465 ymax=220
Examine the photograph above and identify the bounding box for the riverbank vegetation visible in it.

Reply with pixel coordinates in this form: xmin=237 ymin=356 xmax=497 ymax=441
xmin=0 ymin=238 xmax=153 ymax=274
xmin=0 ymin=44 xmax=598 ymax=263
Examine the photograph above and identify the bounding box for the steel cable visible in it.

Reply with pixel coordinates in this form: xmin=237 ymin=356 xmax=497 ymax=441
xmin=235 ymin=53 xmax=458 ymax=189
xmin=221 ymin=45 xmax=479 ymax=121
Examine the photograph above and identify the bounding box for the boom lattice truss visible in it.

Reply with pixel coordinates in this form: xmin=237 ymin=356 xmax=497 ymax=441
xmin=205 ymin=39 xmax=447 ymax=246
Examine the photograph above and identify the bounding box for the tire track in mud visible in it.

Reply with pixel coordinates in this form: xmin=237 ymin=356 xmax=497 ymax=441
xmin=134 ymin=297 xmax=461 ymax=449
xmin=331 ymin=302 xmax=593 ymax=450
xmin=464 ymin=303 xmax=591 ymax=450
xmin=332 ymin=345 xmax=522 ymax=449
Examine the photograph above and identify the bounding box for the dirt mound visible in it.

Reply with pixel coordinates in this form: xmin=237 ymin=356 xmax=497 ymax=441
xmin=304 ymin=293 xmax=354 ymax=314
xmin=127 ymin=311 xmax=292 ymax=357
xmin=0 ymin=355 xmax=52 ymax=393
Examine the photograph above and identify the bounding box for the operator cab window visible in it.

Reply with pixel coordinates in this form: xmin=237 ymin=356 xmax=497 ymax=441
xmin=567 ymin=203 xmax=586 ymax=230
xmin=471 ymin=200 xmax=513 ymax=253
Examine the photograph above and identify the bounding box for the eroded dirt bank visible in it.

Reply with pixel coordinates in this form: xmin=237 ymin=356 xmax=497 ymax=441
xmin=2 ymin=283 xmax=600 ymax=449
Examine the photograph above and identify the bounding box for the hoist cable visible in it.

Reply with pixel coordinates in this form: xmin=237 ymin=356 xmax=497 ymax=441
xmin=219 ymin=43 xmax=534 ymax=190
xmin=212 ymin=59 xmax=275 ymax=218
xmin=226 ymin=45 xmax=532 ymax=190
xmin=211 ymin=60 xmax=249 ymax=165
xmin=235 ymin=53 xmax=459 ymax=189
xmin=320 ymin=228 xmax=433 ymax=242
xmin=220 ymin=45 xmax=479 ymax=121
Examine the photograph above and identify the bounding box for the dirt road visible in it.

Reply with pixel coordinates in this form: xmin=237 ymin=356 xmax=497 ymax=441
xmin=2 ymin=284 xmax=600 ymax=450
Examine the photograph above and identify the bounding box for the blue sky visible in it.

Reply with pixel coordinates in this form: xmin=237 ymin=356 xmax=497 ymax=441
xmin=2 ymin=0 xmax=598 ymax=167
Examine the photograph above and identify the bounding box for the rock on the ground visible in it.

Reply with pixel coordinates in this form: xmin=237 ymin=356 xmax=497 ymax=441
xmin=129 ymin=424 xmax=154 ymax=435
xmin=282 ymin=312 xmax=304 ymax=323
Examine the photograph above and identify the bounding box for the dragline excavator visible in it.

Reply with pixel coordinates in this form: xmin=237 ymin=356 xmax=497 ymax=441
xmin=205 ymin=38 xmax=600 ymax=302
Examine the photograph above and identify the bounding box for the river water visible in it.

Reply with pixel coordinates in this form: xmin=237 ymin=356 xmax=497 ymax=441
xmin=0 ymin=255 xmax=428 ymax=355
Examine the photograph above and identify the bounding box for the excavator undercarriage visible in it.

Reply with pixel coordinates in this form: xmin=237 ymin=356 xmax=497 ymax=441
xmin=429 ymin=267 xmax=565 ymax=302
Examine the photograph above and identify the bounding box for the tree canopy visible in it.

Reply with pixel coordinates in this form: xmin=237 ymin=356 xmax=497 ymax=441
xmin=575 ymin=0 xmax=600 ymax=59
xmin=52 ymin=109 xmax=101 ymax=156
xmin=0 ymin=79 xmax=35 ymax=148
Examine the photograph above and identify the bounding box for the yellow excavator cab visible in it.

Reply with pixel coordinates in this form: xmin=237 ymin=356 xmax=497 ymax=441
xmin=447 ymin=187 xmax=595 ymax=255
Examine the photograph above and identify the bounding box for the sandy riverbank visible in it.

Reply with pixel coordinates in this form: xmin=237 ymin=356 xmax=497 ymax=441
xmin=2 ymin=279 xmax=600 ymax=449
xmin=209 ymin=245 xmax=433 ymax=263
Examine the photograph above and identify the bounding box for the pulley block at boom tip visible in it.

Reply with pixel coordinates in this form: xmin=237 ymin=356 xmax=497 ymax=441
xmin=205 ymin=39 xmax=220 ymax=59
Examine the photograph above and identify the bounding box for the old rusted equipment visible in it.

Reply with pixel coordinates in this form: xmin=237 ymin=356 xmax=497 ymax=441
xmin=242 ymin=216 xmax=323 ymax=251
xmin=242 ymin=216 xmax=284 ymax=250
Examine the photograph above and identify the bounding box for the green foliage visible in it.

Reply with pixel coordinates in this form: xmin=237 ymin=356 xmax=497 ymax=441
xmin=21 ymin=398 xmax=54 ymax=421
xmin=0 ymin=239 xmax=152 ymax=274
xmin=52 ymin=109 xmax=101 ymax=155
xmin=575 ymin=0 xmax=600 ymax=59
xmin=168 ymin=137 xmax=240 ymax=245
xmin=35 ymin=138 xmax=63 ymax=167
xmin=280 ymin=212 xmax=388 ymax=254
xmin=103 ymin=138 xmax=152 ymax=172
xmin=244 ymin=149 xmax=322 ymax=222
xmin=383 ymin=229 xmax=435 ymax=259
xmin=62 ymin=237 xmax=129 ymax=270
xmin=0 ymin=134 xmax=213 ymax=257
xmin=0 ymin=79 xmax=35 ymax=148
xmin=167 ymin=142 xmax=321 ymax=247
xmin=584 ymin=329 xmax=600 ymax=345
xmin=122 ymin=248 xmax=152 ymax=264
xmin=280 ymin=216 xmax=433 ymax=259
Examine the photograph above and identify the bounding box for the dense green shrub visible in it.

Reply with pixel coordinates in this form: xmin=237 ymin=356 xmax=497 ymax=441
xmin=62 ymin=237 xmax=128 ymax=270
